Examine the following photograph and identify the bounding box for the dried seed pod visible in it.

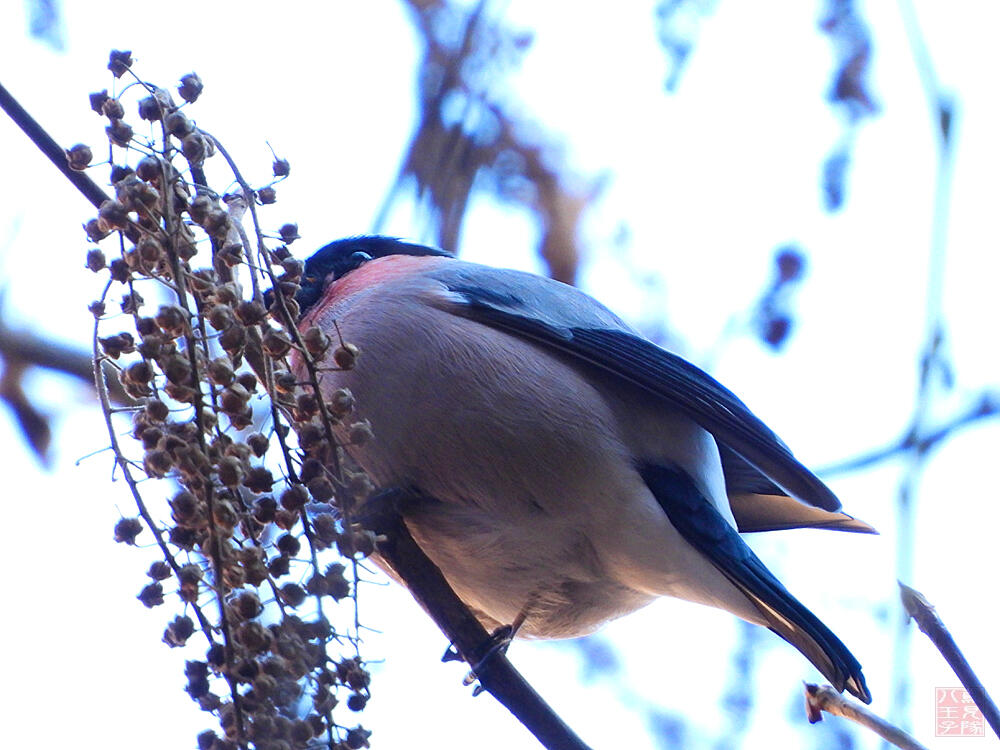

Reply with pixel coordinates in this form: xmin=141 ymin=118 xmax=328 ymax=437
xmin=280 ymin=258 xmax=304 ymax=280
xmin=232 ymin=591 xmax=262 ymax=620
xmin=165 ymin=109 xmax=194 ymax=137
xmin=136 ymin=235 xmax=162 ymax=264
xmin=280 ymin=485 xmax=308 ymax=512
xmin=333 ymin=342 xmax=360 ymax=369
xmin=306 ymin=476 xmax=335 ymax=503
xmin=202 ymin=209 xmax=231 ymax=240
xmin=89 ymin=89 xmax=110 ymax=114
xmin=217 ymin=242 xmax=243 ymax=267
xmin=188 ymin=194 xmax=214 ymax=225
xmin=236 ymin=371 xmax=258 ymax=392
xmin=170 ymin=490 xmax=201 ymax=526
xmin=208 ymin=304 xmax=235 ymax=332
xmin=327 ymin=387 xmax=355 ymax=417
xmin=348 ymin=420 xmax=374 ymax=445
xmin=313 ymin=515 xmax=338 ymax=544
xmin=162 ymin=355 xmax=192 ymax=385
xmin=325 ymin=563 xmax=351 ymax=599
xmin=276 ymin=533 xmax=300 ymax=557
xmin=235 ymin=300 xmax=267 ymax=326
xmin=294 ymin=392 xmax=319 ymax=420
xmin=114 ymin=517 xmax=143 ymax=544
xmin=108 ymin=258 xmax=131 ymax=283
xmin=155 ymin=305 xmax=189 ymax=338
xmin=147 ymin=561 xmax=172 ymax=580
xmin=107 ymin=49 xmax=133 ymax=78
xmin=257 ymin=186 xmax=277 ymax=205
xmin=163 ymin=615 xmax=195 ymax=647
xmin=137 ymin=582 xmax=164 ymax=608
xmin=182 ymin=131 xmax=208 ymax=165
xmin=272 ymin=158 xmax=290 ymax=177
xmin=278 ymin=223 xmax=299 ymax=243
xmin=212 ymin=499 xmax=238 ymax=531
xmin=279 ymin=583 xmax=307 ymax=607
xmin=102 ymin=97 xmax=125 ymax=119
xmin=106 ymin=119 xmax=134 ymax=148
xmin=207 ymin=357 xmax=236 ymax=386
xmin=98 ymin=332 xmax=135 ymax=358
xmin=97 ymin=199 xmax=130 ymax=232
xmin=145 ymin=399 xmax=170 ymax=422
xmin=219 ymin=324 xmax=247 ymax=357
xmin=178 ymin=72 xmax=204 ymax=103
xmin=217 ymin=456 xmax=245 ymax=487
xmin=66 ymin=143 xmax=93 ymax=171
xmin=220 ymin=384 xmax=250 ymax=414
xmin=273 ymin=370 xmax=297 ymax=393
xmin=253 ymin=496 xmax=277 ymax=524
xmin=302 ymin=326 xmax=330 ymax=356
xmin=84 ymin=218 xmax=111 ymax=242
xmin=262 ymin=328 xmax=292 ymax=357
xmin=243 ymin=467 xmax=275 ymax=494
xmin=247 ymin=432 xmax=269 ymax=457
xmin=137 ymin=87 xmax=175 ymax=121
xmin=85 ymin=248 xmax=106 ymax=272
xmin=135 ymin=155 xmax=162 ymax=182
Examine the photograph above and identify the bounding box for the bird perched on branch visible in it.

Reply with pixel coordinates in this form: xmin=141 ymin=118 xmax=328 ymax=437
xmin=293 ymin=235 xmax=873 ymax=703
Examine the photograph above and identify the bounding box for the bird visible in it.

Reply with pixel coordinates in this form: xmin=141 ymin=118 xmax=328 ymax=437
xmin=291 ymin=235 xmax=873 ymax=703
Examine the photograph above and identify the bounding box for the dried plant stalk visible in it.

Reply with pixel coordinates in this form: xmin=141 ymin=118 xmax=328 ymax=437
xmin=80 ymin=50 xmax=374 ymax=750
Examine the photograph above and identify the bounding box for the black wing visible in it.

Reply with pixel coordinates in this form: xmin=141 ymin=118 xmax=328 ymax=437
xmin=433 ymin=269 xmax=841 ymax=512
xmin=639 ymin=462 xmax=870 ymax=702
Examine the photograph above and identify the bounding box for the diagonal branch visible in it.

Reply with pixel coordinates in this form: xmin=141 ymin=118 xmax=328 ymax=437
xmin=899 ymin=582 xmax=1000 ymax=739
xmin=819 ymin=391 xmax=1000 ymax=477
xmin=0 ymin=80 xmax=110 ymax=209
xmin=365 ymin=494 xmax=592 ymax=750
xmin=804 ymin=683 xmax=929 ymax=750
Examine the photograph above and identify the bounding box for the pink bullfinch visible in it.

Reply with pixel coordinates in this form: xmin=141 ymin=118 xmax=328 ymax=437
xmin=291 ymin=236 xmax=872 ymax=703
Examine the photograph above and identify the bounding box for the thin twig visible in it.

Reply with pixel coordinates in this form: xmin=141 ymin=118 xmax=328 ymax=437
xmin=886 ymin=0 xmax=958 ymax=727
xmin=804 ymin=684 xmax=929 ymax=750
xmin=899 ymin=582 xmax=1000 ymax=739
xmin=819 ymin=391 xmax=999 ymax=477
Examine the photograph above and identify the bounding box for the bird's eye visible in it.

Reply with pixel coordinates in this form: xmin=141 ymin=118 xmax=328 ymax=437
xmin=348 ymin=251 xmax=373 ymax=270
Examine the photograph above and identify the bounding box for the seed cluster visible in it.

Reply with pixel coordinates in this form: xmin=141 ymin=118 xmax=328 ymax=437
xmin=81 ymin=50 xmax=373 ymax=750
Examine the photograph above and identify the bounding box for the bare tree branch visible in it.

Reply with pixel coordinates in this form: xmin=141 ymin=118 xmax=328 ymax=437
xmin=819 ymin=391 xmax=1000 ymax=477
xmin=0 ymin=80 xmax=110 ymax=209
xmin=899 ymin=582 xmax=1000 ymax=739
xmin=804 ymin=683 xmax=929 ymax=750
xmin=365 ymin=494 xmax=593 ymax=750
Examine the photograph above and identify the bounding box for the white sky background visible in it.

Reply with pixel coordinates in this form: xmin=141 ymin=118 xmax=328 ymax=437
xmin=1 ymin=1 xmax=998 ymax=749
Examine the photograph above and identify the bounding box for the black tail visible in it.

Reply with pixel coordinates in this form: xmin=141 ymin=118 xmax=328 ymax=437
xmin=639 ymin=462 xmax=870 ymax=702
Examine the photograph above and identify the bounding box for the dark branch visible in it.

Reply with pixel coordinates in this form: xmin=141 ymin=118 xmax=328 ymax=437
xmin=365 ymin=493 xmax=592 ymax=750
xmin=0 ymin=80 xmax=110 ymax=209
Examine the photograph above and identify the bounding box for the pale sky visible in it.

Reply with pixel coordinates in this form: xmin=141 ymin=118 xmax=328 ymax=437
xmin=2 ymin=2 xmax=998 ymax=749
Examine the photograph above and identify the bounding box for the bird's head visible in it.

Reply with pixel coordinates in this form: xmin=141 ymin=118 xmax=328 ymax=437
xmin=272 ymin=236 xmax=451 ymax=319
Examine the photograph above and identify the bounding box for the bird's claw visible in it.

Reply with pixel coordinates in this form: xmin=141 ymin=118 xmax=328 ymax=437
xmin=461 ymin=624 xmax=516 ymax=692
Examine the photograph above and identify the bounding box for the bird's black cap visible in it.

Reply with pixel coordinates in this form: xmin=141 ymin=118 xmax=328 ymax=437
xmin=280 ymin=236 xmax=451 ymax=318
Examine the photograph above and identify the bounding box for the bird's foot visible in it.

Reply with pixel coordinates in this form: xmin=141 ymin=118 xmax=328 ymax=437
xmin=461 ymin=623 xmax=518 ymax=694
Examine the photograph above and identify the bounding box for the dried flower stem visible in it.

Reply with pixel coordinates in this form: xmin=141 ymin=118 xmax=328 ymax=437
xmin=804 ymin=684 xmax=929 ymax=750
